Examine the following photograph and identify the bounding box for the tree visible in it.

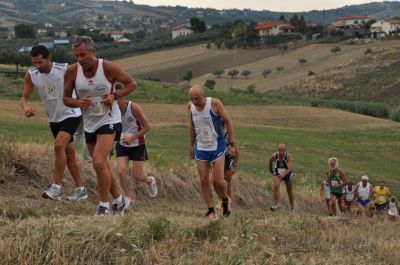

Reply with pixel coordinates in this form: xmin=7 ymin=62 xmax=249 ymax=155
xmin=213 ymin=70 xmax=224 ymax=78
xmin=190 ymin=17 xmax=206 ymax=33
xmin=330 ymin=46 xmax=341 ymax=55
xmin=298 ymin=58 xmax=307 ymax=66
xmin=228 ymin=69 xmax=239 ymax=79
xmin=183 ymin=69 xmax=193 ymax=83
xmin=262 ymin=69 xmax=272 ymax=78
xmin=241 ymin=70 xmax=252 ymax=79
xmin=0 ymin=49 xmax=30 ymax=74
xmin=204 ymin=79 xmax=216 ymax=90
xmin=51 ymin=47 xmax=75 ymax=64
xmin=14 ymin=24 xmax=36 ymax=39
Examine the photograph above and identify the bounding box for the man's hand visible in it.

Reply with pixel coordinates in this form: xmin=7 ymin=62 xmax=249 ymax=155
xmin=79 ymin=96 xmax=92 ymax=109
xmin=228 ymin=145 xmax=236 ymax=156
xmin=122 ymin=135 xmax=137 ymax=145
xmin=101 ymin=93 xmax=114 ymax=107
xmin=24 ymin=106 xmax=35 ymax=118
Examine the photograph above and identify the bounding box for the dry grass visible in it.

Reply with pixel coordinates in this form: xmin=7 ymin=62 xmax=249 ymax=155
xmin=191 ymin=40 xmax=400 ymax=92
xmin=2 ymin=99 xmax=398 ymax=132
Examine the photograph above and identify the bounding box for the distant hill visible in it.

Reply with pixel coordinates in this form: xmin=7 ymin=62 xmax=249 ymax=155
xmin=1 ymin=0 xmax=400 ymax=30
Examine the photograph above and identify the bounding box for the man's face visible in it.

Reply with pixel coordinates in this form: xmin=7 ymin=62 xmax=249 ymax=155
xmin=189 ymin=93 xmax=203 ymax=106
xmin=31 ymin=55 xmax=51 ymax=73
xmin=278 ymin=146 xmax=286 ymax=157
xmin=379 ymin=182 xmax=385 ymax=188
xmin=73 ymin=43 xmax=96 ymax=71
xmin=329 ymin=160 xmax=336 ymax=170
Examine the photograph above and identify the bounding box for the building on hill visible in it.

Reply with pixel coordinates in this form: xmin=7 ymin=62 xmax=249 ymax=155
xmin=255 ymin=20 xmax=296 ymax=40
xmin=111 ymin=31 xmax=124 ymax=41
xmin=171 ymin=24 xmax=193 ymax=39
xmin=326 ymin=14 xmax=369 ymax=37
xmin=336 ymin=15 xmax=370 ymax=26
xmin=54 ymin=39 xmax=70 ymax=46
xmin=371 ymin=19 xmax=400 ymax=36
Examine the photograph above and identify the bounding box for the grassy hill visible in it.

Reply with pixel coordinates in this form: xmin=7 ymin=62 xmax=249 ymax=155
xmin=1 ymin=98 xmax=400 ymax=264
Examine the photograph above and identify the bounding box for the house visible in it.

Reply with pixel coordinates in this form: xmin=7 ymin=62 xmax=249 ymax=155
xmin=326 ymin=15 xmax=369 ymax=37
xmin=55 ymin=31 xmax=68 ymax=38
xmin=54 ymin=39 xmax=70 ymax=46
xmin=117 ymin=38 xmax=130 ymax=43
xmin=371 ymin=19 xmax=400 ymax=35
xmin=335 ymin=15 xmax=369 ymax=26
xmin=111 ymin=31 xmax=124 ymax=41
xmin=255 ymin=20 xmax=296 ymax=40
xmin=18 ymin=46 xmax=32 ymax=52
xmin=38 ymin=42 xmax=54 ymax=49
xmin=171 ymin=24 xmax=193 ymax=39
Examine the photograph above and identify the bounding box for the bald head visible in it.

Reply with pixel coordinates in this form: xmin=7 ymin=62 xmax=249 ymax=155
xmin=189 ymin=85 xmax=206 ymax=107
xmin=278 ymin=143 xmax=286 ymax=157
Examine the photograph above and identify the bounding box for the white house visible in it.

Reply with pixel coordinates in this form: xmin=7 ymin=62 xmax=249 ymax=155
xmin=171 ymin=24 xmax=193 ymax=39
xmin=255 ymin=20 xmax=296 ymax=40
xmin=334 ymin=15 xmax=369 ymax=26
xmin=110 ymin=31 xmax=124 ymax=41
xmin=371 ymin=19 xmax=400 ymax=35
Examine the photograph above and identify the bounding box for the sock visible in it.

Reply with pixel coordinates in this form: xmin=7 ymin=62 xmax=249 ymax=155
xmin=52 ymin=184 xmax=61 ymax=189
xmin=77 ymin=186 xmax=85 ymax=191
xmin=113 ymin=195 xmax=122 ymax=204
xmin=100 ymin=201 xmax=109 ymax=209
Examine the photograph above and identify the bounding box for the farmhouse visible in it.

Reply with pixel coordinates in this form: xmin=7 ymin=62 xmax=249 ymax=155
xmin=255 ymin=20 xmax=296 ymax=40
xmin=171 ymin=24 xmax=193 ymax=39
xmin=371 ymin=19 xmax=400 ymax=35
xmin=326 ymin=14 xmax=369 ymax=37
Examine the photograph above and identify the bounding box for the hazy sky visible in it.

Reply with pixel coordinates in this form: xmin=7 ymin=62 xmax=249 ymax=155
xmin=132 ymin=0 xmax=388 ymax=12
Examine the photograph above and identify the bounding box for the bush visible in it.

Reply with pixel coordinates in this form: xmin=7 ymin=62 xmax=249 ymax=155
xmin=330 ymin=46 xmax=342 ymax=55
xmin=204 ymin=79 xmax=216 ymax=90
xmin=241 ymin=70 xmax=251 ymax=79
xmin=143 ymin=216 xmax=170 ymax=242
xmin=213 ymin=69 xmax=224 ymax=78
xmin=364 ymin=47 xmax=373 ymax=55
xmin=298 ymin=58 xmax=307 ymax=66
xmin=247 ymin=84 xmax=256 ymax=93
xmin=183 ymin=69 xmax=193 ymax=83
xmin=194 ymin=219 xmax=224 ymax=241
xmin=228 ymin=69 xmax=239 ymax=79
xmin=262 ymin=69 xmax=272 ymax=78
xmin=390 ymin=107 xmax=400 ymax=122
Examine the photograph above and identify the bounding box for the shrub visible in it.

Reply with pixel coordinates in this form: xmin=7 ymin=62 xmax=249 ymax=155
xmin=247 ymin=84 xmax=256 ymax=93
xmin=213 ymin=69 xmax=224 ymax=78
xmin=143 ymin=216 xmax=170 ymax=242
xmin=241 ymin=70 xmax=252 ymax=79
xmin=228 ymin=69 xmax=239 ymax=79
xmin=298 ymin=58 xmax=307 ymax=66
xmin=194 ymin=219 xmax=224 ymax=241
xmin=390 ymin=107 xmax=400 ymax=122
xmin=262 ymin=69 xmax=272 ymax=78
xmin=364 ymin=47 xmax=373 ymax=55
xmin=330 ymin=46 xmax=342 ymax=55
xmin=183 ymin=69 xmax=193 ymax=83
xmin=204 ymin=79 xmax=216 ymax=90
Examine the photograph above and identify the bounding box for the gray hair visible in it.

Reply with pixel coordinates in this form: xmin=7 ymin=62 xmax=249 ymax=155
xmin=73 ymin=36 xmax=94 ymax=49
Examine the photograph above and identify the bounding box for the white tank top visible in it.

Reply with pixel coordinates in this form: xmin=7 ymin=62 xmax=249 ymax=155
xmin=345 ymin=185 xmax=355 ymax=202
xmin=388 ymin=201 xmax=398 ymax=216
xmin=357 ymin=182 xmax=371 ymax=200
xmin=74 ymin=59 xmax=121 ymax=133
xmin=29 ymin=63 xmax=81 ymax=122
xmin=190 ymin=97 xmax=224 ymax=151
xmin=323 ymin=180 xmax=331 ymax=199
xmin=120 ymin=101 xmax=145 ymax=147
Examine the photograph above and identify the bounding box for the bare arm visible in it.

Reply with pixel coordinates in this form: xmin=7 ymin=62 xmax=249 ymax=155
xmin=269 ymin=155 xmax=275 ymax=175
xmin=188 ymin=102 xmax=196 ymax=159
xmin=320 ymin=182 xmax=325 ymax=201
xmin=338 ymin=169 xmax=349 ymax=187
xmin=63 ymin=64 xmax=91 ymax=108
xmin=21 ymin=72 xmax=35 ymax=117
xmin=212 ymin=98 xmax=235 ymax=155
xmin=102 ymin=61 xmax=137 ymax=107
xmin=121 ymin=103 xmax=150 ymax=145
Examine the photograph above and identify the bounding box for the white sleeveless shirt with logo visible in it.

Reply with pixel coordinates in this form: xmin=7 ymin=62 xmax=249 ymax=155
xmin=74 ymin=59 xmax=121 ymax=133
xmin=29 ymin=63 xmax=81 ymax=122
xmin=323 ymin=180 xmax=331 ymax=200
xmin=190 ymin=97 xmax=225 ymax=151
xmin=388 ymin=201 xmax=398 ymax=217
xmin=344 ymin=185 xmax=355 ymax=202
xmin=357 ymin=182 xmax=372 ymax=200
xmin=120 ymin=101 xmax=145 ymax=147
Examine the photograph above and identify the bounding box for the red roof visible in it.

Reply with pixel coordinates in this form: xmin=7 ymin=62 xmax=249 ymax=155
xmin=172 ymin=24 xmax=191 ymax=30
xmin=281 ymin=25 xmax=296 ymax=29
xmin=111 ymin=31 xmax=124 ymax=35
xmin=385 ymin=19 xmax=400 ymax=24
xmin=337 ymin=15 xmax=369 ymax=21
xmin=255 ymin=20 xmax=282 ymax=30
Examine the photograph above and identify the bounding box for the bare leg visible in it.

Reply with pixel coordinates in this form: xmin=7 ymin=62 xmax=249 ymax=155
xmin=65 ymin=141 xmax=84 ymax=187
xmin=330 ymin=197 xmax=337 ymax=216
xmin=117 ymin=156 xmax=132 ymax=198
xmin=197 ymin=160 xmax=213 ymax=207
xmin=53 ymin=131 xmax=72 ymax=185
xmin=273 ymin=176 xmax=282 ymax=206
xmin=131 ymin=161 xmax=151 ymax=184
xmin=224 ymin=169 xmax=233 ymax=198
xmin=211 ymin=156 xmax=228 ymax=199
xmin=285 ymin=180 xmax=294 ymax=209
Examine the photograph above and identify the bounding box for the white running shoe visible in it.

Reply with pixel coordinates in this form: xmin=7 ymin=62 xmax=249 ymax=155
xmin=148 ymin=176 xmax=158 ymax=198
xmin=42 ymin=184 xmax=63 ymax=201
xmin=66 ymin=187 xmax=88 ymax=202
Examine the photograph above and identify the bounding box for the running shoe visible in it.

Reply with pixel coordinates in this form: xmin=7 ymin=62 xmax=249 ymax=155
xmin=222 ymin=198 xmax=232 ymax=218
xmin=270 ymin=205 xmax=279 ymax=211
xmin=42 ymin=185 xmax=63 ymax=201
xmin=148 ymin=176 xmax=158 ymax=198
xmin=205 ymin=209 xmax=217 ymax=219
xmin=66 ymin=187 xmax=88 ymax=202
xmin=97 ymin=206 xmax=110 ymax=216
xmin=112 ymin=196 xmax=126 ymax=216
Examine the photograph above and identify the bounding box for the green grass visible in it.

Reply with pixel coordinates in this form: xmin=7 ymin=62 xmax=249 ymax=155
xmin=2 ymin=115 xmax=400 ymax=196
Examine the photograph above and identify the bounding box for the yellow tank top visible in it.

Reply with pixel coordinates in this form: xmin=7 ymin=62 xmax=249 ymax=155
xmin=374 ymin=186 xmax=389 ymax=205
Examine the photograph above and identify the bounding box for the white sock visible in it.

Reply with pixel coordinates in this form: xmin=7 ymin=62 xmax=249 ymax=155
xmin=100 ymin=201 xmax=109 ymax=209
xmin=52 ymin=184 xmax=61 ymax=189
xmin=113 ymin=195 xmax=122 ymax=204
xmin=77 ymin=186 xmax=85 ymax=191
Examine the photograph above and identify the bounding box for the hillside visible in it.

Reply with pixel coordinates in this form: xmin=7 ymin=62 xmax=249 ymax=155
xmin=1 ymin=98 xmax=400 ymax=264
xmin=1 ymin=0 xmax=400 ymax=30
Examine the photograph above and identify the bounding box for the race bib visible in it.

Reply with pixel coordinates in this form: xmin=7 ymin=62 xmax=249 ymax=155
xmin=330 ymin=180 xmax=339 ymax=187
xmin=378 ymin=195 xmax=386 ymax=202
xmin=44 ymin=84 xmax=60 ymax=100
xmin=198 ymin=128 xmax=216 ymax=142
xmin=88 ymin=97 xmax=105 ymax=116
xmin=278 ymin=168 xmax=286 ymax=175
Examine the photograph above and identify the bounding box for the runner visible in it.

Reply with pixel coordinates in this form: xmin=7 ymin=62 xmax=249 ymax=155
xmin=344 ymin=182 xmax=356 ymax=213
xmin=387 ymin=196 xmax=399 ymax=221
xmin=320 ymin=179 xmax=332 ymax=216
xmin=372 ymin=180 xmax=391 ymax=215
xmin=21 ymin=45 xmax=87 ymax=201
xmin=326 ymin=157 xmax=349 ymax=216
xmin=354 ymin=175 xmax=374 ymax=217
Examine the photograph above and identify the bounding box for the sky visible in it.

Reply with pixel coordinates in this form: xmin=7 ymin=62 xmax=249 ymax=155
xmin=132 ymin=0 xmax=388 ymax=12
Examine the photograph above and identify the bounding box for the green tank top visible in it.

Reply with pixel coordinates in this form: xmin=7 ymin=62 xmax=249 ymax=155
xmin=329 ymin=170 xmax=343 ymax=194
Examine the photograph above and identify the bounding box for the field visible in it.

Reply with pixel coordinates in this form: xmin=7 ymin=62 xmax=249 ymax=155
xmin=1 ymin=96 xmax=400 ymax=264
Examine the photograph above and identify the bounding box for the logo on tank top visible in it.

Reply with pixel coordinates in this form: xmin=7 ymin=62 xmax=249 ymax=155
xmin=88 ymin=79 xmax=94 ymax=86
xmin=127 ymin=116 xmax=134 ymax=123
xmin=95 ymin=84 xmax=107 ymax=91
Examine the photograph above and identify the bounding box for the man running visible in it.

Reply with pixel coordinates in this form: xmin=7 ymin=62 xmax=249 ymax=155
xmin=372 ymin=180 xmax=391 ymax=215
xmin=115 ymin=84 xmax=158 ymax=207
xmin=344 ymin=182 xmax=356 ymax=213
xmin=188 ymin=85 xmax=235 ymax=218
xmin=354 ymin=175 xmax=374 ymax=217
xmin=326 ymin=157 xmax=349 ymax=216
xmin=21 ymin=45 xmax=87 ymax=201
xmin=63 ymin=36 xmax=136 ymax=216
xmin=269 ymin=144 xmax=294 ymax=212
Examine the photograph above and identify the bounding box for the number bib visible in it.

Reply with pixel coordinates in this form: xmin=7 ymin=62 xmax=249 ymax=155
xmin=330 ymin=180 xmax=339 ymax=187
xmin=198 ymin=128 xmax=216 ymax=142
xmin=88 ymin=97 xmax=105 ymax=116
xmin=278 ymin=168 xmax=286 ymax=175
xmin=44 ymin=85 xmax=60 ymax=100
xmin=378 ymin=195 xmax=386 ymax=203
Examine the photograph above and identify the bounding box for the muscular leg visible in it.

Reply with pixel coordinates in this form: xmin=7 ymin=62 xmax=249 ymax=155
xmin=65 ymin=141 xmax=84 ymax=187
xmin=131 ymin=161 xmax=151 ymax=184
xmin=117 ymin=156 xmax=132 ymax=198
xmin=273 ymin=176 xmax=282 ymax=206
xmin=91 ymin=133 xmax=120 ymax=202
xmin=325 ymin=199 xmax=332 ymax=215
xmin=224 ymin=169 xmax=233 ymax=198
xmin=53 ymin=131 xmax=73 ymax=186
xmin=285 ymin=180 xmax=294 ymax=209
xmin=211 ymin=156 xmax=228 ymax=199
xmin=197 ymin=160 xmax=213 ymax=208
xmin=330 ymin=196 xmax=337 ymax=216
xmin=338 ymin=197 xmax=345 ymax=213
